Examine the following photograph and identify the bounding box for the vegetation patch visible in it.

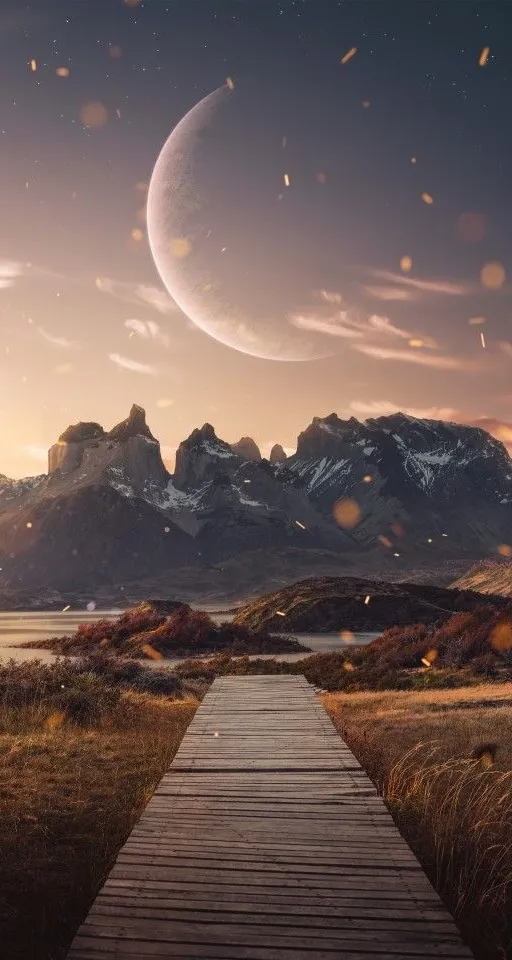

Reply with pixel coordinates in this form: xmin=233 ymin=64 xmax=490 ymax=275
xmin=0 ymin=656 xmax=197 ymax=960
xmin=323 ymin=684 xmax=512 ymax=960
xmin=177 ymin=606 xmax=512 ymax=692
xmin=23 ymin=602 xmax=307 ymax=658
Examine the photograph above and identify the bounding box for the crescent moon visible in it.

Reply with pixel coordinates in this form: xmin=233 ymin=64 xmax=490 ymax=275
xmin=146 ymin=86 xmax=335 ymax=362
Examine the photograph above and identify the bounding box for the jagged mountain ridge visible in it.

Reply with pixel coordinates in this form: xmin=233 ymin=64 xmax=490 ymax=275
xmin=0 ymin=406 xmax=511 ymax=591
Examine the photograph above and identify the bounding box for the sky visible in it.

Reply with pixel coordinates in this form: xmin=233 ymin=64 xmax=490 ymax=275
xmin=1 ymin=0 xmax=512 ymax=478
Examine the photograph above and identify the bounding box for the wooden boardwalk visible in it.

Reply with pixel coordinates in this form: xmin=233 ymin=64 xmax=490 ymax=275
xmin=67 ymin=675 xmax=473 ymax=959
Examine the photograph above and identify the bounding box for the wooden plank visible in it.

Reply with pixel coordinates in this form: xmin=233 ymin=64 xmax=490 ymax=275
xmin=67 ymin=676 xmax=474 ymax=959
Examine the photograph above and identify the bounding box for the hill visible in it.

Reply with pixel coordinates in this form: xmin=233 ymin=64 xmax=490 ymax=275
xmin=233 ymin=575 xmax=511 ymax=632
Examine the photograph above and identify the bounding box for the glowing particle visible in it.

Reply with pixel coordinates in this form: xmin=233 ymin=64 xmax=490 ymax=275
xmin=480 ymin=331 xmax=486 ymax=349
xmin=498 ymin=544 xmax=512 ymax=557
xmin=243 ymin=479 xmax=251 ymax=484
xmin=333 ymin=498 xmax=362 ymax=529
xmin=226 ymin=76 xmax=235 ymax=90
xmin=56 ymin=67 xmax=70 ymax=77
xmin=394 ymin=552 xmax=400 ymax=557
xmin=364 ymin=595 xmax=370 ymax=605
xmin=276 ymin=610 xmax=286 ymax=617
xmin=141 ymin=643 xmax=164 ymax=660
xmin=156 ymin=398 xmax=174 ymax=408
xmin=341 ymin=47 xmax=357 ymax=64
xmin=362 ymin=100 xmax=370 ymax=108
xmin=469 ymin=316 xmax=486 ymax=325
xmin=214 ymin=731 xmax=219 ymax=737
xmin=422 ymin=192 xmax=434 ymax=205
xmin=295 ymin=520 xmax=306 ymax=530
xmin=284 ymin=173 xmax=290 ymax=187
xmin=409 ymin=338 xmax=424 ymax=348
xmin=170 ymin=236 xmax=192 ymax=259
xmin=481 ymin=261 xmax=506 ymax=290
xmin=80 ymin=101 xmax=108 ymax=128
xmin=45 ymin=711 xmax=65 ymax=731
xmin=400 ymin=256 xmax=412 ymax=272
xmin=343 ymin=661 xmax=355 ymax=672
xmin=421 ymin=657 xmax=431 ymax=668
xmin=30 ymin=59 xmax=37 ymax=72
xmin=410 ymin=157 xmax=417 ymax=164
xmin=378 ymin=535 xmax=392 ymax=548
xmin=61 ymin=605 xmax=71 ymax=613
xmin=131 ymin=227 xmax=144 ymax=242
xmin=26 ymin=521 xmax=33 ymax=529
xmin=86 ymin=601 xmax=96 ymax=612
xmin=479 ymin=46 xmax=490 ymax=67
xmin=164 ymin=526 xmax=170 ymax=533
xmin=490 ymin=621 xmax=512 ymax=652
xmin=340 ymin=630 xmax=355 ymax=643
xmin=362 ymin=474 xmax=372 ymax=483
xmin=442 ymin=533 xmax=448 ymax=537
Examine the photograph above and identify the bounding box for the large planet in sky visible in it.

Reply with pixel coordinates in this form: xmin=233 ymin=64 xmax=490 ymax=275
xmin=147 ymin=84 xmax=353 ymax=361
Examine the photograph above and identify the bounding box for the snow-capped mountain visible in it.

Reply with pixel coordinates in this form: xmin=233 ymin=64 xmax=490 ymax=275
xmin=0 ymin=406 xmax=511 ymax=592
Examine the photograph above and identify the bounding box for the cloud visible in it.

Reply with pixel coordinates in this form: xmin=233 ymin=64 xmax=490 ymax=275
xmin=108 ymin=353 xmax=157 ymax=375
xmin=367 ymin=270 xmax=472 ymax=297
xmin=349 ymin=400 xmax=460 ymax=419
xmin=353 ymin=344 xmax=474 ymax=370
xmin=124 ymin=318 xmax=169 ymax=346
xmin=363 ymin=285 xmax=417 ymax=302
xmin=288 ymin=311 xmax=364 ymax=339
xmin=22 ymin=444 xmax=48 ymax=463
xmin=37 ymin=327 xmax=79 ymax=349
xmin=0 ymin=259 xmax=23 ymax=289
xmin=96 ymin=277 xmax=175 ymax=315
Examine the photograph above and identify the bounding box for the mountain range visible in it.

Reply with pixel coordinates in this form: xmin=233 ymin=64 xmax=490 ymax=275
xmin=0 ymin=404 xmax=511 ymax=602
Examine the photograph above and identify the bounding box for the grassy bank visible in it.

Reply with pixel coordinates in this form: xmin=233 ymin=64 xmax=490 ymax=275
xmin=0 ymin=658 xmax=197 ymax=960
xmin=323 ymin=684 xmax=512 ymax=960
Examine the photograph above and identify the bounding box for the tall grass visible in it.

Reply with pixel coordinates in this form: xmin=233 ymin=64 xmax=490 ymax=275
xmin=325 ymin=687 xmax=512 ymax=960
xmin=386 ymin=742 xmax=512 ymax=952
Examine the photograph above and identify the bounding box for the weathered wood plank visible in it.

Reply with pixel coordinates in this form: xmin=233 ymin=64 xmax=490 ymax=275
xmin=66 ymin=676 xmax=473 ymax=959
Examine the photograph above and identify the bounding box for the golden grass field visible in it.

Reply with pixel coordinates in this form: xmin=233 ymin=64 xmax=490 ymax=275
xmin=323 ymin=683 xmax=512 ymax=960
xmin=0 ymin=689 xmax=196 ymax=960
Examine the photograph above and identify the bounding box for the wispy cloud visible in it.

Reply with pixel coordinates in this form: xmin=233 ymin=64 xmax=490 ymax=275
xmin=288 ymin=311 xmax=364 ymax=339
xmin=108 ymin=353 xmax=157 ymax=375
xmin=96 ymin=277 xmax=176 ymax=315
xmin=363 ymin=285 xmax=417 ymax=302
xmin=37 ymin=327 xmax=79 ymax=349
xmin=349 ymin=400 xmax=460 ymax=419
xmin=354 ymin=344 xmax=474 ymax=370
xmin=124 ymin=318 xmax=170 ymax=346
xmin=0 ymin=259 xmax=23 ymax=289
xmin=367 ymin=269 xmax=472 ymax=297
xmin=22 ymin=444 xmax=48 ymax=463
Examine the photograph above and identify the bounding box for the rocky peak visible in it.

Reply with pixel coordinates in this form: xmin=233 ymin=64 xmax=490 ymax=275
xmin=230 ymin=437 xmax=262 ymax=461
xmin=295 ymin=413 xmax=362 ymax=459
xmin=59 ymin=422 xmax=105 ymax=445
xmin=269 ymin=443 xmax=287 ymax=464
xmin=108 ymin=404 xmax=156 ymax=443
xmin=174 ymin=423 xmax=238 ymax=491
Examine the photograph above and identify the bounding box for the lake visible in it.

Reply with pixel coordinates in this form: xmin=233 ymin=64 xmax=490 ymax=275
xmin=0 ymin=610 xmax=380 ymax=667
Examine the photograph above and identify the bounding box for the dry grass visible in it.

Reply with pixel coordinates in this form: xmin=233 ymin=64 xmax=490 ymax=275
xmin=0 ymin=685 xmax=196 ymax=960
xmin=323 ymin=683 xmax=512 ymax=960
